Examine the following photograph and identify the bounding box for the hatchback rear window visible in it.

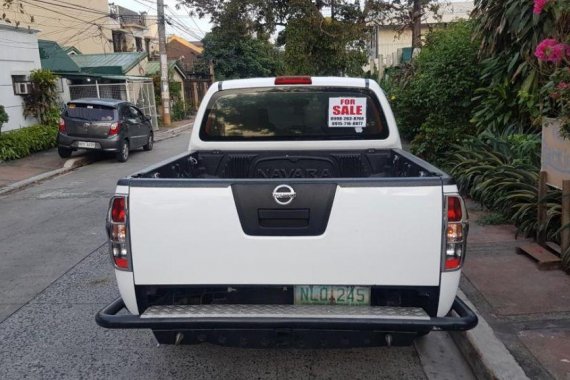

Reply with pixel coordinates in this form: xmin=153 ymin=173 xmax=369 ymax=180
xmin=200 ymin=87 xmax=389 ymax=141
xmin=65 ymin=103 xmax=115 ymax=121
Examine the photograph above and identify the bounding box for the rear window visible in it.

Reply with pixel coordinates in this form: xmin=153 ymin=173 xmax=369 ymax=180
xmin=200 ymin=87 xmax=389 ymax=141
xmin=65 ymin=103 xmax=116 ymax=121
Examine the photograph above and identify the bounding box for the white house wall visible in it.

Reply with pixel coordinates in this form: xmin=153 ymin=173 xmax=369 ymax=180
xmin=0 ymin=26 xmax=41 ymax=132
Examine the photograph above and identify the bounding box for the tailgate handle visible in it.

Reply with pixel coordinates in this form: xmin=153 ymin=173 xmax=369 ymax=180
xmin=258 ymin=208 xmax=310 ymax=228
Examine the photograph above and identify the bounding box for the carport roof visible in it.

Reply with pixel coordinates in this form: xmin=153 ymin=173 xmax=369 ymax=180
xmin=70 ymin=52 xmax=147 ymax=75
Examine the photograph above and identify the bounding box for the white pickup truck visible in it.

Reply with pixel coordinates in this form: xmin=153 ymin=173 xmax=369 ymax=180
xmin=96 ymin=76 xmax=477 ymax=347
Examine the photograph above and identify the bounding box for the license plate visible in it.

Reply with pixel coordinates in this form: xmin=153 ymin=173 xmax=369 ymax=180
xmin=294 ymin=285 xmax=371 ymax=306
xmin=78 ymin=141 xmax=96 ymax=149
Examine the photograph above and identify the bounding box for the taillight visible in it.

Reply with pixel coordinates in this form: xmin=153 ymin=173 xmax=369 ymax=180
xmin=108 ymin=122 xmax=121 ymax=136
xmin=107 ymin=195 xmax=129 ymax=270
xmin=274 ymin=76 xmax=312 ymax=85
xmin=59 ymin=118 xmax=66 ymax=133
xmin=443 ymin=195 xmax=468 ymax=271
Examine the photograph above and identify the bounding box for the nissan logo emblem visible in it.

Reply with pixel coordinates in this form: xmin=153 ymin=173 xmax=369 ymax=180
xmin=272 ymin=184 xmax=296 ymax=205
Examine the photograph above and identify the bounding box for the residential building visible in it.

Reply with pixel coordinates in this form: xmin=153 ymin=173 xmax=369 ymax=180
xmin=2 ymin=0 xmax=118 ymax=54
xmin=109 ymin=5 xmax=159 ymax=57
xmin=145 ymin=60 xmax=186 ymax=103
xmin=0 ymin=24 xmax=42 ymax=132
xmin=368 ymin=1 xmax=474 ymax=69
xmin=166 ymin=35 xmax=204 ymax=74
xmin=2 ymin=1 xmax=158 ymax=56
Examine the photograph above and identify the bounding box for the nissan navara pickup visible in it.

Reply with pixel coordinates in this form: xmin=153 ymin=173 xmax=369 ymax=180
xmin=96 ymin=76 xmax=477 ymax=347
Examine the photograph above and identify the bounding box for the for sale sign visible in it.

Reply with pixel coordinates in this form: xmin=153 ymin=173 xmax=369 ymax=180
xmin=328 ymin=97 xmax=367 ymax=131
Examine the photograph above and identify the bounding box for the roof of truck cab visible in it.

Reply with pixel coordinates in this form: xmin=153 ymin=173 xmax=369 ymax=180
xmin=217 ymin=77 xmax=368 ymax=91
xmin=68 ymin=98 xmax=129 ymax=107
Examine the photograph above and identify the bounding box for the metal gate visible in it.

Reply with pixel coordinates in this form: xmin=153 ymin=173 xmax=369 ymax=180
xmin=68 ymin=81 xmax=158 ymax=130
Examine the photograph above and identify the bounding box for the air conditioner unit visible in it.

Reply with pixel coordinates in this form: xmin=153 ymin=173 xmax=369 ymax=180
xmin=14 ymin=82 xmax=31 ymax=95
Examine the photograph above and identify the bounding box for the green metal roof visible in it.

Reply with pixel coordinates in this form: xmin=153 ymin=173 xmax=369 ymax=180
xmin=145 ymin=60 xmax=186 ymax=78
xmin=38 ymin=40 xmax=81 ymax=73
xmin=70 ymin=52 xmax=147 ymax=75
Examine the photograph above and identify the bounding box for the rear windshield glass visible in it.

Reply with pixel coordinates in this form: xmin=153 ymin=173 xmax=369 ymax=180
xmin=65 ymin=104 xmax=115 ymax=121
xmin=200 ymin=87 xmax=389 ymax=141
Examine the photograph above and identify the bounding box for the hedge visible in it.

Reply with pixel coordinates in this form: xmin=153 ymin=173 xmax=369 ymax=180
xmin=0 ymin=124 xmax=58 ymax=161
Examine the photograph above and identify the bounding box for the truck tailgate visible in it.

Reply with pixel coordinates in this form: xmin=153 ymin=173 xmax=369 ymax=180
xmin=128 ymin=183 xmax=443 ymax=286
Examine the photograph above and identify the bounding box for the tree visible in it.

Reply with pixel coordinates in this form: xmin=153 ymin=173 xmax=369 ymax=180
xmin=277 ymin=1 xmax=367 ymax=75
xmin=23 ymin=69 xmax=60 ymax=126
xmin=0 ymin=105 xmax=8 ymax=134
xmin=183 ymin=0 xmax=441 ymax=47
xmin=201 ymin=1 xmax=283 ymax=79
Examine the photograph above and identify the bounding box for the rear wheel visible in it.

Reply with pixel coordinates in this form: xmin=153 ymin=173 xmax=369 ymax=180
xmin=143 ymin=132 xmax=154 ymax=151
xmin=58 ymin=146 xmax=72 ymax=158
xmin=116 ymin=140 xmax=129 ymax=162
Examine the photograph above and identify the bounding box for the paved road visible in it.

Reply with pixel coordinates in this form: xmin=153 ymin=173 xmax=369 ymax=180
xmin=0 ymin=132 xmax=474 ymax=379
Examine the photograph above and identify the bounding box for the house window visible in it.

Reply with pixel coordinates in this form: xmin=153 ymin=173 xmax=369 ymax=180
xmin=12 ymin=75 xmax=31 ymax=96
xmin=112 ymin=31 xmax=127 ymax=52
xmin=135 ymin=37 xmax=143 ymax=52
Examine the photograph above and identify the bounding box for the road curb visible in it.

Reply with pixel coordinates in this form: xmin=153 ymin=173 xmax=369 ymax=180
xmin=451 ymin=290 xmax=529 ymax=380
xmin=0 ymin=123 xmax=192 ymax=196
xmin=154 ymin=122 xmax=192 ymax=142
xmin=0 ymin=155 xmax=92 ymax=196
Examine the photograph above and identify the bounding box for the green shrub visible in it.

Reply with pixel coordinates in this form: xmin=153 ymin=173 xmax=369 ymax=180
xmin=0 ymin=124 xmax=58 ymax=161
xmin=385 ymin=21 xmax=483 ymax=163
xmin=447 ymin=129 xmax=562 ymax=244
xmin=171 ymin=100 xmax=187 ymax=121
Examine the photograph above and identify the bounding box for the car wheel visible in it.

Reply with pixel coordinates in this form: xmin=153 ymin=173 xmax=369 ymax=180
xmin=116 ymin=140 xmax=129 ymax=162
xmin=143 ymin=132 xmax=154 ymax=151
xmin=58 ymin=146 xmax=72 ymax=158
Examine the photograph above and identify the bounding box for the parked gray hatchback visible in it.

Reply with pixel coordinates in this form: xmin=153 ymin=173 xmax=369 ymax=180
xmin=57 ymin=98 xmax=154 ymax=162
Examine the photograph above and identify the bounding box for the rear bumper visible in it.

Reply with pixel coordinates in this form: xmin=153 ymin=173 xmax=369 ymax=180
xmin=57 ymin=133 xmax=121 ymax=152
xmin=96 ymin=296 xmax=478 ymax=332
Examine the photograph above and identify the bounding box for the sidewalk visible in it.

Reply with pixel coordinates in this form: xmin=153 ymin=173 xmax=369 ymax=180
xmin=461 ymin=200 xmax=570 ymax=379
xmin=0 ymin=118 xmax=193 ymax=194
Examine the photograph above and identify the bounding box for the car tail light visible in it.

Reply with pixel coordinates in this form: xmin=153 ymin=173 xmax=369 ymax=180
xmin=108 ymin=122 xmax=121 ymax=136
xmin=275 ymin=76 xmax=312 ymax=85
xmin=107 ymin=195 xmax=130 ymax=270
xmin=443 ymin=195 xmax=468 ymax=271
xmin=58 ymin=118 xmax=66 ymax=133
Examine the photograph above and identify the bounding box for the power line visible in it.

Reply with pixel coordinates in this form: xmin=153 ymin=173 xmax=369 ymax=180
xmin=26 ymin=0 xmax=111 ymax=17
xmin=19 ymin=0 xmax=114 ymax=31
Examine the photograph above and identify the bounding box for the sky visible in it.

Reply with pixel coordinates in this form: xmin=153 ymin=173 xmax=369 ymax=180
xmin=111 ymin=0 xmax=212 ymax=41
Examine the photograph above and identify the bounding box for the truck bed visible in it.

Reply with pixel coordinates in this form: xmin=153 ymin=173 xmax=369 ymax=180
xmin=131 ymin=149 xmax=449 ymax=180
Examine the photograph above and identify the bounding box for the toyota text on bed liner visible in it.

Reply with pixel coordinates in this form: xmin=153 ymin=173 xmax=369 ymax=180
xmin=96 ymin=76 xmax=477 ymax=347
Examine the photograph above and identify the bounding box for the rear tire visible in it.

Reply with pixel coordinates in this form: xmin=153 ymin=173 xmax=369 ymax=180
xmin=58 ymin=146 xmax=72 ymax=158
xmin=143 ymin=132 xmax=154 ymax=151
xmin=116 ymin=140 xmax=129 ymax=162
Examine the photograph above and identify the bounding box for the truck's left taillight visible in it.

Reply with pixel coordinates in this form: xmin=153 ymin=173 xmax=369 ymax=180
xmin=443 ymin=195 xmax=468 ymax=271
xmin=107 ymin=196 xmax=130 ymax=270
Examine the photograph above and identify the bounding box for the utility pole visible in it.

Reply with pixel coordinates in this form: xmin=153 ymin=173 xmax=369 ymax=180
xmin=157 ymin=0 xmax=171 ymax=126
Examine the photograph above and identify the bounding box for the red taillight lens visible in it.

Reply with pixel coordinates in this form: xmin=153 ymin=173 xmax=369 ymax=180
xmin=111 ymin=197 xmax=126 ymax=223
xmin=274 ymin=76 xmax=312 ymax=85
xmin=108 ymin=195 xmax=129 ymax=270
xmin=58 ymin=118 xmax=66 ymax=133
xmin=445 ymin=257 xmax=462 ymax=270
xmin=447 ymin=196 xmax=462 ymax=222
xmin=108 ymin=122 xmax=121 ymax=136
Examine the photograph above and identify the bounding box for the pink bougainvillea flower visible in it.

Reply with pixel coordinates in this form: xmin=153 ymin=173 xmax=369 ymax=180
xmin=535 ymin=39 xmax=566 ymax=63
xmin=533 ymin=0 xmax=550 ymax=14
xmin=557 ymin=82 xmax=569 ymax=90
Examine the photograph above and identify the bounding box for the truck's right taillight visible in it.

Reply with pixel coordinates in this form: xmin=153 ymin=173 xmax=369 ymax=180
xmin=107 ymin=196 xmax=130 ymax=270
xmin=443 ymin=195 xmax=468 ymax=271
